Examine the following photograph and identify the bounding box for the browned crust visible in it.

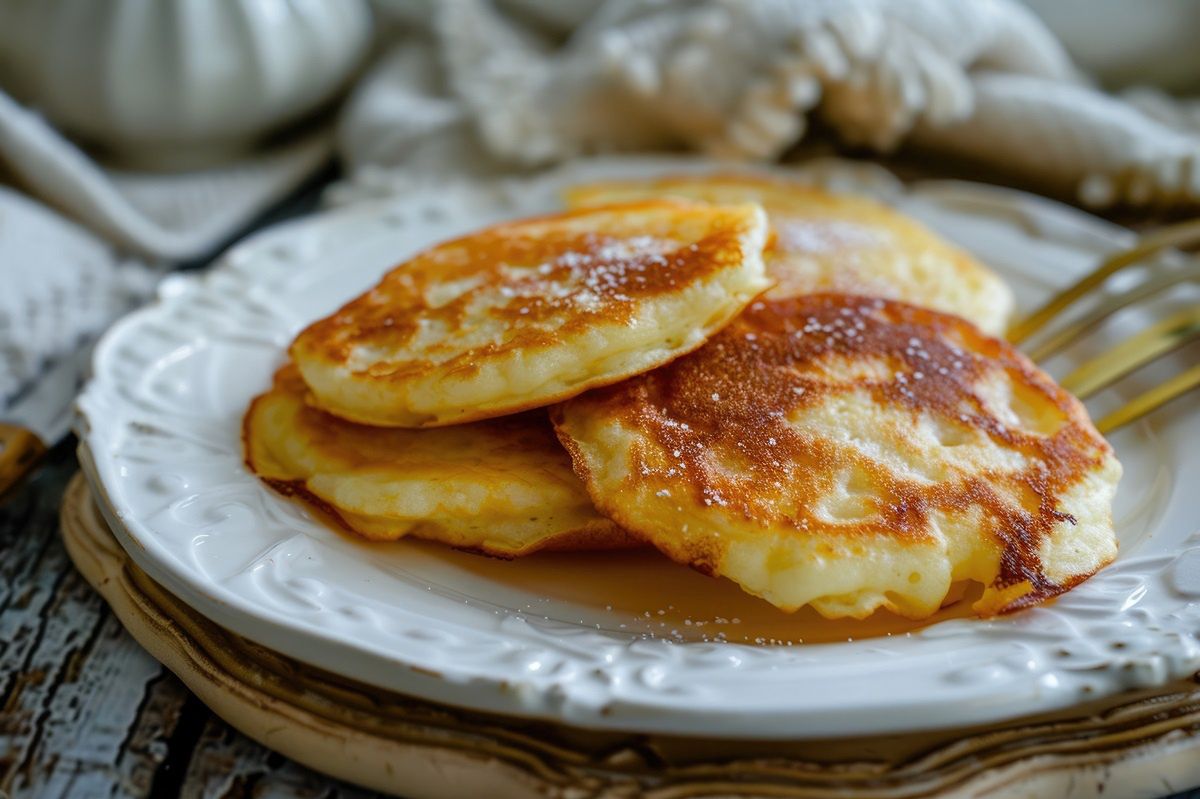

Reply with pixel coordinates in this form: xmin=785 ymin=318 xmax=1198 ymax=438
xmin=567 ymin=173 xmax=1000 ymax=311
xmin=290 ymin=199 xmax=766 ymax=426
xmin=553 ymin=293 xmax=1116 ymax=615
xmin=300 ymin=279 xmax=769 ymax=429
xmin=549 ymin=411 xmax=725 ymax=580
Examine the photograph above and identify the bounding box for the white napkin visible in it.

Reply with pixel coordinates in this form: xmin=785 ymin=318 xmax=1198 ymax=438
xmin=0 ymin=93 xmax=331 ymax=405
xmin=0 ymin=186 xmax=155 ymax=403
xmin=0 ymin=91 xmax=333 ymax=262
xmin=337 ymin=0 xmax=1200 ymax=209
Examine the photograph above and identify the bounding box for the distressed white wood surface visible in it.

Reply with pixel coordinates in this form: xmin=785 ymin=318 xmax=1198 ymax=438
xmin=0 ymin=447 xmax=386 ymax=799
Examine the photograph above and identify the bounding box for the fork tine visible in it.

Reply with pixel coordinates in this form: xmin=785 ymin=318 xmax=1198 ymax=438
xmin=1025 ymin=264 xmax=1199 ymax=362
xmin=1008 ymin=218 xmax=1200 ymax=345
xmin=1096 ymin=363 xmax=1200 ymax=434
xmin=1060 ymin=306 xmax=1200 ymax=398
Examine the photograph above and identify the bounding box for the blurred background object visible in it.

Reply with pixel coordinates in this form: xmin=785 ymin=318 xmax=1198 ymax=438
xmin=1021 ymin=0 xmax=1200 ymax=93
xmin=334 ymin=0 xmax=1200 ymax=212
xmin=0 ymin=0 xmax=373 ymax=168
xmin=0 ymin=187 xmax=152 ymax=402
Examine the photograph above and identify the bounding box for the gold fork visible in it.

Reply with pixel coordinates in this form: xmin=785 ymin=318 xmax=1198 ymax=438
xmin=1008 ymin=218 xmax=1200 ymax=434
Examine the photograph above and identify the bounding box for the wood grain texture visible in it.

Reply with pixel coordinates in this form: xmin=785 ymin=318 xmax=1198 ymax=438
xmin=0 ymin=447 xmax=386 ymax=799
xmin=1 ymin=446 xmax=167 ymax=798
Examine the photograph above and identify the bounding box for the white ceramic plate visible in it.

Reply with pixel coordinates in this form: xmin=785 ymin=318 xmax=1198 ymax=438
xmin=77 ymin=157 xmax=1200 ymax=739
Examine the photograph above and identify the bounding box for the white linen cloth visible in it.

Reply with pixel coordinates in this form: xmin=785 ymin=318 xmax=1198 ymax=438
xmin=0 ymin=93 xmax=331 ymax=402
xmin=0 ymin=93 xmax=333 ymax=263
xmin=4 ymin=0 xmax=1200 ymax=407
xmin=338 ymin=0 xmax=1200 ymax=208
xmin=0 ymin=187 xmax=155 ymax=403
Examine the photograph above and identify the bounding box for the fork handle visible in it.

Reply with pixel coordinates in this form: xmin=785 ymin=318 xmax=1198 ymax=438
xmin=0 ymin=422 xmax=48 ymax=499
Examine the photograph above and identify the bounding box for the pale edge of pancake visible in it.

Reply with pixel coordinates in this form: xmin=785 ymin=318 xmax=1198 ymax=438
xmin=564 ymin=175 xmax=1015 ymax=337
xmin=242 ymin=371 xmax=637 ymax=558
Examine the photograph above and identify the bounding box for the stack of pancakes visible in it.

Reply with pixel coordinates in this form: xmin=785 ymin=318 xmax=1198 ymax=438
xmin=244 ymin=174 xmax=1121 ymax=621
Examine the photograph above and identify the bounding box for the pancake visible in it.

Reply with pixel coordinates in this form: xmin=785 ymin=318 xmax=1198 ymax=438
xmin=564 ymin=174 xmax=1014 ymax=336
xmin=291 ymin=199 xmax=770 ymax=427
xmin=552 ymin=293 xmax=1120 ymax=619
xmin=244 ymin=365 xmax=635 ymax=557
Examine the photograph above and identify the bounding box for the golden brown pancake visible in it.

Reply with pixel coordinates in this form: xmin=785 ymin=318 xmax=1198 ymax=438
xmin=565 ymin=174 xmax=1014 ymax=336
xmin=553 ymin=293 xmax=1120 ymax=619
xmin=291 ymin=199 xmax=769 ymax=427
xmin=244 ymin=365 xmax=635 ymax=557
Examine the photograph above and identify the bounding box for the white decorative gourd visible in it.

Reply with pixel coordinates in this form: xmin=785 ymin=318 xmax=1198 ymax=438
xmin=0 ymin=0 xmax=374 ymax=166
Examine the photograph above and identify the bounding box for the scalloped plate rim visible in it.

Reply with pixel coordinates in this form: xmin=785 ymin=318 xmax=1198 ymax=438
xmin=75 ymin=156 xmax=1200 ymax=738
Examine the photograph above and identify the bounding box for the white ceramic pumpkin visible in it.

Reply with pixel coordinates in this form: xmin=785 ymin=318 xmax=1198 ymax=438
xmin=0 ymin=0 xmax=374 ymax=166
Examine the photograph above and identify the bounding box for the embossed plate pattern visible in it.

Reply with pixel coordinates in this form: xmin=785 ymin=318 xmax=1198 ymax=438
xmin=78 ymin=158 xmax=1200 ymax=738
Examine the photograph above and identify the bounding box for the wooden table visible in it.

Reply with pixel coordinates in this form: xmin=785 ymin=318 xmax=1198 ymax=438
xmin=2 ymin=170 xmax=1199 ymax=799
xmin=0 ymin=445 xmax=388 ymax=798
